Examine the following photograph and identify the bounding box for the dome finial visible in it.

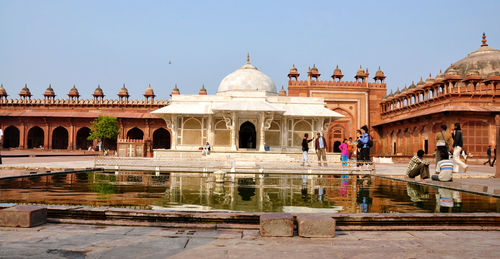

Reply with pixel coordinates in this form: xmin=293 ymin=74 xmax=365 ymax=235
xmin=481 ymin=32 xmax=488 ymax=47
xmin=246 ymin=52 xmax=250 ymax=64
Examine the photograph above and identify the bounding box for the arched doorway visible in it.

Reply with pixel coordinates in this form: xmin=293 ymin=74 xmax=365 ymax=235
xmin=76 ymin=127 xmax=92 ymax=150
xmin=333 ymin=141 xmax=341 ymax=152
xmin=27 ymin=126 xmax=44 ymax=149
xmin=3 ymin=126 xmax=20 ymax=148
xmin=239 ymin=121 xmax=256 ymax=149
xmin=127 ymin=127 xmax=144 ymax=140
xmin=52 ymin=126 xmax=69 ymax=149
xmin=153 ymin=128 xmax=171 ymax=149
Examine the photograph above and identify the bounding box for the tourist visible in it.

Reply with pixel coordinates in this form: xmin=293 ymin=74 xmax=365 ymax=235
xmin=354 ymin=130 xmax=362 ymax=165
xmin=452 ymin=123 xmax=468 ymax=173
xmin=406 ymin=150 xmax=430 ymax=183
xmin=301 ymin=133 xmax=314 ymax=166
xmin=97 ymin=140 xmax=102 ymax=152
xmin=347 ymin=137 xmax=354 ymax=159
xmin=435 ymin=124 xmax=452 ymax=166
xmin=339 ymin=139 xmax=349 ymax=167
xmin=202 ymin=142 xmax=211 ymax=155
xmin=432 ymin=152 xmax=454 ymax=182
xmin=492 ymin=146 xmax=497 ymax=167
xmin=314 ymin=132 xmax=327 ymax=166
xmin=484 ymin=146 xmax=492 ymax=166
xmin=358 ymin=125 xmax=371 ymax=165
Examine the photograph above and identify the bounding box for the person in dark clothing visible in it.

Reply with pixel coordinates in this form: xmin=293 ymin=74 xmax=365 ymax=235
xmin=358 ymin=125 xmax=371 ymax=166
xmin=301 ymin=133 xmax=314 ymax=166
xmin=484 ymin=145 xmax=492 ymax=166
xmin=452 ymin=123 xmax=468 ymax=173
xmin=492 ymin=146 xmax=497 ymax=167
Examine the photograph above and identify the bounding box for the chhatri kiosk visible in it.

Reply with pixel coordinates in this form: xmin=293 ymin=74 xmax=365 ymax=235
xmin=152 ymin=56 xmax=343 ymax=156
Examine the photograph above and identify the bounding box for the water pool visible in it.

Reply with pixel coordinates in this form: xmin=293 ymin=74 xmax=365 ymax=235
xmin=0 ymin=171 xmax=498 ymax=213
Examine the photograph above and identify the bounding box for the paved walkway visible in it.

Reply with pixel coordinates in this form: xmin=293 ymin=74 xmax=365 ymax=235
xmin=0 ymin=224 xmax=499 ymax=259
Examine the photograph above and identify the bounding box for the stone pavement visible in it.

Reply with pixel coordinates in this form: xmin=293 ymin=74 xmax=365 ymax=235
xmin=0 ymin=223 xmax=499 ymax=259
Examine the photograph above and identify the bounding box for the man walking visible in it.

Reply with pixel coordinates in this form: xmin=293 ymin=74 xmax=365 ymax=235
xmin=492 ymin=146 xmax=497 ymax=167
xmin=435 ymin=125 xmax=452 ymax=166
xmin=406 ymin=150 xmax=430 ymax=183
xmin=452 ymin=123 xmax=468 ymax=173
xmin=315 ymin=132 xmax=328 ymax=166
xmin=484 ymin=145 xmax=492 ymax=166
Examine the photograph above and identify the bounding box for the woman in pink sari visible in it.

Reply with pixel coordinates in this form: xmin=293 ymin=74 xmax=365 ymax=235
xmin=339 ymin=139 xmax=349 ymax=167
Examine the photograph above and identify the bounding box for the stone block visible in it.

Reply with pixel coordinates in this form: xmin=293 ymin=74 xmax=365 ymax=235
xmin=297 ymin=214 xmax=335 ymax=238
xmin=0 ymin=206 xmax=47 ymax=227
xmin=259 ymin=213 xmax=293 ymax=237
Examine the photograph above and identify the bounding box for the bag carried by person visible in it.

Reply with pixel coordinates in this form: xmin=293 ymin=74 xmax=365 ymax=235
xmin=437 ymin=131 xmax=449 ymax=152
xmin=367 ymin=136 xmax=373 ymax=148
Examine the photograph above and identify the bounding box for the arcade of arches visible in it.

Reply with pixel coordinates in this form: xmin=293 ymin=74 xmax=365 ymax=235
xmin=0 ymin=118 xmax=171 ymax=151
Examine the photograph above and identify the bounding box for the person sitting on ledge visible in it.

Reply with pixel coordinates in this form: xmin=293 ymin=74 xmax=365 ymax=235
xmin=432 ymin=152 xmax=454 ymax=182
xmin=406 ymin=150 xmax=430 ymax=183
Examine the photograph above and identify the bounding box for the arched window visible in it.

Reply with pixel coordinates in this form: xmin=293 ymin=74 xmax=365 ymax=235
xmin=265 ymin=121 xmax=281 ymax=147
xmin=153 ymin=128 xmax=171 ymax=149
xmin=214 ymin=119 xmax=230 ymax=146
xmin=462 ymin=121 xmax=489 ymax=154
xmin=180 ymin=117 xmax=203 ymax=145
xmin=127 ymin=127 xmax=144 ymax=140
xmin=290 ymin=119 xmax=312 ymax=147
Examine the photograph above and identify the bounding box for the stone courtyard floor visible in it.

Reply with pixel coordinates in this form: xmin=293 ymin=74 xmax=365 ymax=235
xmin=0 ymin=223 xmax=498 ymax=259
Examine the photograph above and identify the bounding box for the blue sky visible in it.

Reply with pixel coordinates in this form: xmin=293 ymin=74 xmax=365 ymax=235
xmin=1 ymin=0 xmax=499 ymax=99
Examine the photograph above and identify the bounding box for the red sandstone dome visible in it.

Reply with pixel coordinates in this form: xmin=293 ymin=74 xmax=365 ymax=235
xmin=43 ymin=84 xmax=56 ymax=97
xmin=93 ymin=84 xmax=104 ymax=97
xmin=287 ymin=64 xmax=299 ymax=79
xmin=0 ymin=84 xmax=8 ymax=97
xmin=170 ymin=84 xmax=180 ymax=95
xmin=331 ymin=65 xmax=344 ymax=80
xmin=19 ymin=84 xmax=32 ymax=98
xmin=198 ymin=84 xmax=207 ymax=95
xmin=373 ymin=66 xmax=386 ymax=81
xmin=118 ymin=84 xmax=130 ymax=98
xmin=144 ymin=84 xmax=155 ymax=97
xmin=308 ymin=64 xmax=320 ymax=78
xmin=68 ymin=85 xmax=80 ymax=97
xmin=278 ymin=85 xmax=287 ymax=96
xmin=445 ymin=33 xmax=500 ymax=78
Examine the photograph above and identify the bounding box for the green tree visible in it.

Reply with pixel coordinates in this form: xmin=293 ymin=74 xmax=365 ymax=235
xmin=88 ymin=116 xmax=120 ymax=150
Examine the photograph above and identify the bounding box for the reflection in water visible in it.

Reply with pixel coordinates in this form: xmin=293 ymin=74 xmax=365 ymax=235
xmin=435 ymin=187 xmax=462 ymax=213
xmin=0 ymin=172 xmax=498 ymax=213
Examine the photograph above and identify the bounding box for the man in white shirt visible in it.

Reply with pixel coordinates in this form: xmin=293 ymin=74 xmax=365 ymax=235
xmin=315 ymin=132 xmax=328 ymax=166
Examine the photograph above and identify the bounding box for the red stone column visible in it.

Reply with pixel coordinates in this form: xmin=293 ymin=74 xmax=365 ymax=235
xmin=496 ymin=115 xmax=500 ymax=178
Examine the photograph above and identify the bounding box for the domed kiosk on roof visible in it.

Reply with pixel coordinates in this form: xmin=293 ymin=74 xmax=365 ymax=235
xmin=152 ymin=54 xmax=343 ymax=154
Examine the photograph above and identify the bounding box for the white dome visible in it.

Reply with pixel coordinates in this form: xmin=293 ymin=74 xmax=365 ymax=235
xmin=217 ymin=59 xmax=277 ymax=96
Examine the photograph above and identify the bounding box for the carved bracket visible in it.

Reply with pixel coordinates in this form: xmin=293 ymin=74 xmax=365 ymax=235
xmin=222 ymin=112 xmax=234 ymax=130
xmin=263 ymin=113 xmax=274 ymax=130
xmin=163 ymin=115 xmax=174 ymax=129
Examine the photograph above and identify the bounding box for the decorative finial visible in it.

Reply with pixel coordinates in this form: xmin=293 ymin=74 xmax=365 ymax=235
xmin=201 ymin=84 xmax=205 ymax=90
xmin=481 ymin=32 xmax=488 ymax=47
xmin=246 ymin=52 xmax=250 ymax=64
xmin=148 ymin=84 xmax=151 ymax=88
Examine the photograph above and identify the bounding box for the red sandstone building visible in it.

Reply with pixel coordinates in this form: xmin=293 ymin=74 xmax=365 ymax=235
xmin=1 ymin=34 xmax=499 ymax=161
xmin=375 ymin=33 xmax=500 ymax=160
